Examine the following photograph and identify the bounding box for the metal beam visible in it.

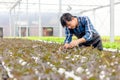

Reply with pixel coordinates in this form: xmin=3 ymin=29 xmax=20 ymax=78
xmin=10 ymin=0 xmax=22 ymax=12
xmin=26 ymin=0 xmax=28 ymax=37
xmin=0 ymin=2 xmax=102 ymax=7
xmin=38 ymin=0 xmax=42 ymax=36
xmin=59 ymin=0 xmax=62 ymax=37
xmin=9 ymin=11 xmax=12 ymax=36
xmin=13 ymin=9 xmax=16 ymax=37
xmin=110 ymin=0 xmax=114 ymax=42
xmin=80 ymin=2 xmax=120 ymax=13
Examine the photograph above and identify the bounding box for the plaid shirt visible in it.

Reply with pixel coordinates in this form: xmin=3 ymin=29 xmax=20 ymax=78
xmin=64 ymin=16 xmax=99 ymax=44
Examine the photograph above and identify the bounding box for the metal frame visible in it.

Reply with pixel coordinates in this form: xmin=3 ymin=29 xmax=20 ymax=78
xmin=80 ymin=0 xmax=117 ymax=42
xmin=0 ymin=0 xmax=119 ymax=42
xmin=110 ymin=0 xmax=114 ymax=42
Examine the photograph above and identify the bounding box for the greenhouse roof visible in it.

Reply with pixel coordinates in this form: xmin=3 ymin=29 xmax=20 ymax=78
xmin=0 ymin=0 xmax=120 ymax=12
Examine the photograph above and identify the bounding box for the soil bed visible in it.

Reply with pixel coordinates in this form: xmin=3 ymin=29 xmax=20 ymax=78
xmin=0 ymin=38 xmax=120 ymax=80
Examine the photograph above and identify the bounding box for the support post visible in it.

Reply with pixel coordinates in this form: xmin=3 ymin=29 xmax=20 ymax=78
xmin=38 ymin=0 xmax=42 ymax=36
xmin=110 ymin=0 xmax=114 ymax=42
xmin=9 ymin=11 xmax=12 ymax=37
xmin=59 ymin=0 xmax=62 ymax=37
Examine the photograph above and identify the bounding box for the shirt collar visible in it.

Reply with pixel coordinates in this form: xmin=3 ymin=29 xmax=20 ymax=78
xmin=75 ymin=16 xmax=80 ymax=28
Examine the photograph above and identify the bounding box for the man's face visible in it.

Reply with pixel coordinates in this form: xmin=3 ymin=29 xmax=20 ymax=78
xmin=66 ymin=17 xmax=76 ymax=29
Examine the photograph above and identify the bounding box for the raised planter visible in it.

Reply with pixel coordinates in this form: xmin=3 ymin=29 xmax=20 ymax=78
xmin=0 ymin=38 xmax=120 ymax=80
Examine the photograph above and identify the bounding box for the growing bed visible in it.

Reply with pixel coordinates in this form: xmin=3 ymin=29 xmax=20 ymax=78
xmin=0 ymin=38 xmax=120 ymax=80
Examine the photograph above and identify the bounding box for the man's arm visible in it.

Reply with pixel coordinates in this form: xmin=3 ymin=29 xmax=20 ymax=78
xmin=69 ymin=37 xmax=86 ymax=48
xmin=64 ymin=27 xmax=73 ymax=43
xmin=63 ymin=28 xmax=73 ymax=49
xmin=82 ymin=16 xmax=94 ymax=41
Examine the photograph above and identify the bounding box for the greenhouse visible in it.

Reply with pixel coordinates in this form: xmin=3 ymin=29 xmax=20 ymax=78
xmin=0 ymin=0 xmax=120 ymax=80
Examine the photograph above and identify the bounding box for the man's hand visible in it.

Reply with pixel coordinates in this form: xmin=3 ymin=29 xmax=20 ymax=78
xmin=70 ymin=38 xmax=86 ymax=48
xmin=61 ymin=38 xmax=86 ymax=49
xmin=62 ymin=40 xmax=79 ymax=49
xmin=63 ymin=43 xmax=72 ymax=49
xmin=58 ymin=43 xmax=71 ymax=50
xmin=69 ymin=40 xmax=80 ymax=48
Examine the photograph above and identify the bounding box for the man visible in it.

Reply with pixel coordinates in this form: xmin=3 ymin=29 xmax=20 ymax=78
xmin=60 ymin=13 xmax=103 ymax=50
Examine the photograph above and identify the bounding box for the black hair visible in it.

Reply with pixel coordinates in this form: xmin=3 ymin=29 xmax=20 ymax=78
xmin=60 ymin=13 xmax=73 ymax=27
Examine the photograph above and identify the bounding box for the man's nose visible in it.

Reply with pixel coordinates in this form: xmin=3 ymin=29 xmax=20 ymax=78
xmin=68 ymin=26 xmax=71 ymax=29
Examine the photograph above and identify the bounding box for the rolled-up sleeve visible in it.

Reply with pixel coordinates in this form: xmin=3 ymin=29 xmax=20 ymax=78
xmin=82 ymin=16 xmax=93 ymax=41
xmin=64 ymin=28 xmax=73 ymax=44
